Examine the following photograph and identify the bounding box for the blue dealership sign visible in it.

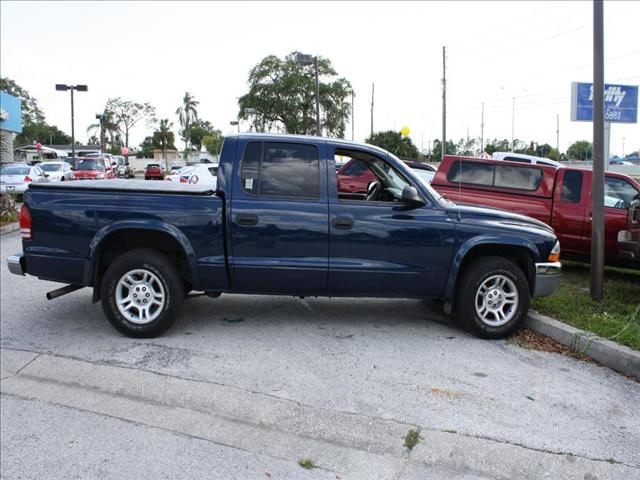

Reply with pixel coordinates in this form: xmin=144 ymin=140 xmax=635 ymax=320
xmin=0 ymin=91 xmax=23 ymax=133
xmin=571 ymin=82 xmax=638 ymax=123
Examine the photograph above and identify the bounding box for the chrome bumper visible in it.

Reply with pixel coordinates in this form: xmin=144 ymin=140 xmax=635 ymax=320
xmin=533 ymin=261 xmax=561 ymax=297
xmin=6 ymin=255 xmax=25 ymax=276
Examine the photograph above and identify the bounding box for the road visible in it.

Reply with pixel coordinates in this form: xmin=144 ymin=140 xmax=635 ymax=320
xmin=1 ymin=230 xmax=639 ymax=479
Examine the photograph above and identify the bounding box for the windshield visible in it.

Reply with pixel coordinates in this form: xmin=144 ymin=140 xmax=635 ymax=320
xmin=77 ymin=159 xmax=104 ymax=171
xmin=1 ymin=165 xmax=30 ymax=175
xmin=41 ymin=163 xmax=62 ymax=172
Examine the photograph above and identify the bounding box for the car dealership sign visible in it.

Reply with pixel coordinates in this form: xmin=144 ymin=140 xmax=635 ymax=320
xmin=571 ymin=82 xmax=638 ymax=123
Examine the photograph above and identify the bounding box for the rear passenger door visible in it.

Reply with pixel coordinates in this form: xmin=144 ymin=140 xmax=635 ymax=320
xmin=230 ymin=140 xmax=329 ymax=294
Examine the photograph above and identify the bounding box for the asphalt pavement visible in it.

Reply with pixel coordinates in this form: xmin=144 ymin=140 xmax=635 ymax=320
xmin=1 ymin=230 xmax=639 ymax=479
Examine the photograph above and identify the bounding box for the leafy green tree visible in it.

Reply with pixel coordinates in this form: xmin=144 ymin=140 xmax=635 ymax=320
xmin=203 ymin=132 xmax=224 ymax=157
xmin=137 ymin=119 xmax=176 ymax=158
xmin=237 ymin=52 xmax=352 ymax=137
xmin=365 ymin=130 xmax=420 ymax=159
xmin=431 ymin=139 xmax=458 ymax=160
xmin=0 ymin=77 xmax=45 ymax=125
xmin=483 ymin=139 xmax=511 ymax=155
xmin=188 ymin=120 xmax=216 ymax=151
xmin=567 ymin=140 xmax=592 ymax=160
xmin=87 ymin=109 xmax=120 ymax=152
xmin=17 ymin=122 xmax=71 ymax=146
xmin=456 ymin=137 xmax=478 ymax=156
xmin=105 ymin=97 xmax=156 ymax=149
xmin=176 ymin=92 xmax=199 ymax=151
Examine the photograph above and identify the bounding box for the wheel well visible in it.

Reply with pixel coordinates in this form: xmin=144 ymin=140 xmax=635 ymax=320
xmin=457 ymin=244 xmax=535 ymax=294
xmin=93 ymin=229 xmax=192 ymax=301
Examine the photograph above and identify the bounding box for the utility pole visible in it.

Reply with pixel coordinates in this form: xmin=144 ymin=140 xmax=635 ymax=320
xmin=480 ymin=102 xmax=485 ymax=153
xmin=351 ymin=90 xmax=355 ymax=141
xmin=556 ymin=113 xmax=560 ymax=155
xmin=314 ymin=57 xmax=320 ymax=136
xmin=591 ymin=0 xmax=605 ymax=301
xmin=442 ymin=46 xmax=447 ymax=161
xmin=370 ymin=83 xmax=374 ymax=139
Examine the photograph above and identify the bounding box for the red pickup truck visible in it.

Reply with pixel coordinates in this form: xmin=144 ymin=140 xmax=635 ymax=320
xmin=431 ymin=155 xmax=640 ymax=266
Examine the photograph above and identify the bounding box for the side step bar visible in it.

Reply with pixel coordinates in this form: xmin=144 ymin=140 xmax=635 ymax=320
xmin=46 ymin=284 xmax=84 ymax=300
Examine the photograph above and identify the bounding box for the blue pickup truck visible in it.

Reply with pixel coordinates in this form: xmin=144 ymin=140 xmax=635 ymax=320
xmin=7 ymin=134 xmax=561 ymax=338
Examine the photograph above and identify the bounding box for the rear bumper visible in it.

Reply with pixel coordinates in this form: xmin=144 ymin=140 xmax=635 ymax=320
xmin=533 ymin=261 xmax=561 ymax=297
xmin=6 ymin=254 xmax=25 ymax=276
xmin=0 ymin=184 xmax=28 ymax=194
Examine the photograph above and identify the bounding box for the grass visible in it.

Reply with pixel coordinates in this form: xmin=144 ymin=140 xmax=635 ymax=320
xmin=0 ymin=210 xmax=18 ymax=226
xmin=403 ymin=429 xmax=421 ymax=450
xmin=532 ymin=261 xmax=640 ymax=350
xmin=297 ymin=458 xmax=316 ymax=470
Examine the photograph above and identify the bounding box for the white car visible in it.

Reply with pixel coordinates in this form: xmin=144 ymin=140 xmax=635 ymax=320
xmin=491 ymin=152 xmax=562 ymax=168
xmin=165 ymin=166 xmax=196 ymax=183
xmin=0 ymin=163 xmax=50 ymax=195
xmin=39 ymin=161 xmax=75 ymax=181
xmin=188 ymin=164 xmax=218 ymax=189
xmin=410 ymin=167 xmax=435 ymax=186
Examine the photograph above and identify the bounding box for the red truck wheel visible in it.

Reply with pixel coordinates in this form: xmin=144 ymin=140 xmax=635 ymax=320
xmin=455 ymin=256 xmax=530 ymax=339
xmin=101 ymin=249 xmax=184 ymax=338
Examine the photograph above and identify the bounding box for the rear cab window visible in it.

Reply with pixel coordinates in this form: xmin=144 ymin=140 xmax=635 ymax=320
xmin=447 ymin=160 xmax=543 ymax=191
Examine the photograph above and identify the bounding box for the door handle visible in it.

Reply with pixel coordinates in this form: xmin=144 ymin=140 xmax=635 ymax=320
xmin=236 ymin=213 xmax=259 ymax=226
xmin=332 ymin=217 xmax=354 ymax=230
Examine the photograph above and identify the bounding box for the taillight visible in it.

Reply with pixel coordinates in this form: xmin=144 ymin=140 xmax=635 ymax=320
xmin=24 ymin=175 xmax=33 ymax=182
xmin=20 ymin=204 xmax=32 ymax=240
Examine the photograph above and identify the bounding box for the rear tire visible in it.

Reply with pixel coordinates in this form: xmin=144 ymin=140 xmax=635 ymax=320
xmin=454 ymin=256 xmax=530 ymax=339
xmin=100 ymin=249 xmax=184 ymax=338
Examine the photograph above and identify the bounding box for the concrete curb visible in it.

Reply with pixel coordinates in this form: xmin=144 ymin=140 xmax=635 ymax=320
xmin=524 ymin=310 xmax=640 ymax=379
xmin=0 ymin=222 xmax=19 ymax=236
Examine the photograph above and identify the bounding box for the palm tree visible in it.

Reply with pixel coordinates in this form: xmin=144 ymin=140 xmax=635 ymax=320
xmin=176 ymin=92 xmax=199 ymax=154
xmin=158 ymin=119 xmax=173 ymax=170
xmin=87 ymin=110 xmax=119 ymax=153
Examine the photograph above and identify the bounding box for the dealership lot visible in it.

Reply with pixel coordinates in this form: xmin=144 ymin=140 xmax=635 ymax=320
xmin=1 ymin=231 xmax=639 ymax=479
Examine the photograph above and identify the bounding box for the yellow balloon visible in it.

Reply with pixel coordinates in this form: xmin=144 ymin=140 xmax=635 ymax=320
xmin=401 ymin=126 xmax=410 ymax=137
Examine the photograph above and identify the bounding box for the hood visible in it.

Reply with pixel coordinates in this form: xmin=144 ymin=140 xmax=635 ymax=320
xmin=446 ymin=203 xmax=554 ymax=233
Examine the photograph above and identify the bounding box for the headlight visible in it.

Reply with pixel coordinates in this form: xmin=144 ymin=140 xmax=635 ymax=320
xmin=548 ymin=240 xmax=560 ymax=262
xmin=96 ymin=173 xmax=105 ymax=179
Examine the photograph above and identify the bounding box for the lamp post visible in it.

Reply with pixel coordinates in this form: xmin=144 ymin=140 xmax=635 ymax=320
xmin=295 ymin=53 xmax=321 ymax=136
xmin=56 ymin=84 xmax=87 ymax=159
xmin=501 ymin=87 xmax=527 ymax=152
xmin=95 ymin=113 xmax=105 ymax=153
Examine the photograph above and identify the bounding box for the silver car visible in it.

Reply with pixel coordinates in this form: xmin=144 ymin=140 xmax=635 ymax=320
xmin=0 ymin=163 xmax=50 ymax=195
xmin=39 ymin=161 xmax=75 ymax=181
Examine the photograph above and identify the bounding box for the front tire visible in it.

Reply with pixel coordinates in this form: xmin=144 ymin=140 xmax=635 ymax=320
xmin=101 ymin=249 xmax=184 ymax=337
xmin=455 ymin=256 xmax=530 ymax=339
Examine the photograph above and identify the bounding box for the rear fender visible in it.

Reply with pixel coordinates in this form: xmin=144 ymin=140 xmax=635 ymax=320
xmin=85 ymin=220 xmax=199 ymax=291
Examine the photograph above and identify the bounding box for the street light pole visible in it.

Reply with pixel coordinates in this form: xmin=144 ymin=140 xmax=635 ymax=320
xmin=296 ymin=53 xmax=321 ymax=136
xmin=56 ymin=84 xmax=87 ymax=159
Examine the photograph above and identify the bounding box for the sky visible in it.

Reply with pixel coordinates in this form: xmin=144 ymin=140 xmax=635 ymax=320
xmin=1 ymin=0 xmax=639 ymax=156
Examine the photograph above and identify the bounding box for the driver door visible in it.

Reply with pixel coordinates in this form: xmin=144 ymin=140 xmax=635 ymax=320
xmin=328 ymin=144 xmax=455 ymax=297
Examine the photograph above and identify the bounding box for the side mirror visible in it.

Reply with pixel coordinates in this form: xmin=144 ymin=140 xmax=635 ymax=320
xmin=112 ymin=161 xmax=117 ymax=166
xmin=401 ymin=185 xmax=426 ymax=207
xmin=70 ymin=167 xmax=76 ymax=171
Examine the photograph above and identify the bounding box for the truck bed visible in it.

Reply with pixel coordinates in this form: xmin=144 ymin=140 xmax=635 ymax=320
xmin=29 ymin=179 xmax=217 ymax=195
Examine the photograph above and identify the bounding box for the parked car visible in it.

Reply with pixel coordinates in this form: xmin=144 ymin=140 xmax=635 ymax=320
xmin=39 ymin=161 xmax=75 ymax=181
xmin=187 ymin=164 xmax=218 ymax=188
xmin=7 ymin=134 xmax=561 ymax=339
xmin=404 ymin=160 xmax=436 ymax=186
xmin=337 ymin=158 xmax=435 ymax=193
xmin=73 ymin=158 xmax=108 ymax=180
xmin=491 ymin=152 xmax=562 ymax=168
xmin=431 ymin=155 xmax=640 ymax=267
xmin=85 ymin=153 xmax=116 ymax=178
xmin=144 ymin=163 xmax=164 ymax=180
xmin=114 ymin=156 xmax=135 ymax=178
xmin=165 ymin=166 xmax=195 ymax=183
xmin=0 ymin=163 xmax=49 ymax=195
